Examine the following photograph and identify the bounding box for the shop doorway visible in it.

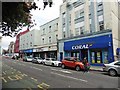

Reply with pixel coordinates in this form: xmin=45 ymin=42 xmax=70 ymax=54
xmin=81 ymin=49 xmax=88 ymax=60
xmin=90 ymin=51 xmax=102 ymax=64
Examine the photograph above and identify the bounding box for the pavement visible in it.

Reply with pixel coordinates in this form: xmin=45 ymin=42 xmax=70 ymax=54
xmin=90 ymin=66 xmax=103 ymax=71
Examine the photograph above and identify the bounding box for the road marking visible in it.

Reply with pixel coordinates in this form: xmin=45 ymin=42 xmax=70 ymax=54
xmin=37 ymin=82 xmax=50 ymax=90
xmin=41 ymin=82 xmax=50 ymax=87
xmin=51 ymin=69 xmax=72 ymax=74
xmin=2 ymin=72 xmax=6 ymax=75
xmin=15 ymin=75 xmax=23 ymax=79
xmin=31 ymin=77 xmax=38 ymax=82
xmin=1 ymin=77 xmax=7 ymax=83
xmin=18 ymin=71 xmax=22 ymax=74
xmin=51 ymin=72 xmax=88 ymax=83
xmin=30 ymin=66 xmax=42 ymax=71
xmin=8 ymin=76 xmax=20 ymax=81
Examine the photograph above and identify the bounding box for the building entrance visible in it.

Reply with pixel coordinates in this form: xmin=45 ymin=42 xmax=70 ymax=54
xmin=81 ymin=49 xmax=88 ymax=60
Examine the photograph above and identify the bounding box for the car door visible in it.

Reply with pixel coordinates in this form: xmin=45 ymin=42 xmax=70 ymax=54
xmin=48 ymin=59 xmax=52 ymax=65
xmin=64 ymin=58 xmax=71 ymax=67
xmin=68 ymin=58 xmax=76 ymax=68
xmin=114 ymin=61 xmax=120 ymax=74
xmin=45 ymin=59 xmax=49 ymax=65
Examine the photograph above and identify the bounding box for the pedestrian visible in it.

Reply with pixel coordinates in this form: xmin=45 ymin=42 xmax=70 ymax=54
xmin=82 ymin=57 xmax=89 ymax=73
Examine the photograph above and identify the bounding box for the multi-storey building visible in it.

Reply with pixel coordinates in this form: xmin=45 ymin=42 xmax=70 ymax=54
xmin=34 ymin=17 xmax=59 ymax=59
xmin=0 ymin=36 xmax=2 ymax=55
xmin=8 ymin=41 xmax=15 ymax=56
xmin=14 ymin=29 xmax=29 ymax=55
xmin=19 ymin=18 xmax=59 ymax=58
xmin=58 ymin=0 xmax=120 ymax=65
xmin=19 ymin=29 xmax=40 ymax=57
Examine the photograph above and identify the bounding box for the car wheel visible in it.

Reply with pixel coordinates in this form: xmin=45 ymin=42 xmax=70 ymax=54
xmin=109 ymin=69 xmax=117 ymax=76
xmin=75 ymin=66 xmax=80 ymax=71
xmin=43 ymin=62 xmax=45 ymax=65
xmin=52 ymin=63 xmax=54 ymax=67
xmin=61 ymin=64 xmax=65 ymax=69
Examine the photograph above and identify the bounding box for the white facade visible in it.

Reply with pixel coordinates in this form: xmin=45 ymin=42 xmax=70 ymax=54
xmin=59 ymin=0 xmax=120 ymax=57
xmin=19 ymin=18 xmax=59 ymax=58
xmin=0 ymin=36 xmax=2 ymax=55
xmin=8 ymin=41 xmax=14 ymax=56
xmin=38 ymin=17 xmax=59 ymax=49
xmin=34 ymin=18 xmax=59 ymax=58
xmin=19 ymin=30 xmax=40 ymax=50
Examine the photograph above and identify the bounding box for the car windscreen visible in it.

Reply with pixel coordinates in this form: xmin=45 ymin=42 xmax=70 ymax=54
xmin=28 ymin=57 xmax=32 ymax=59
xmin=51 ymin=59 xmax=57 ymax=61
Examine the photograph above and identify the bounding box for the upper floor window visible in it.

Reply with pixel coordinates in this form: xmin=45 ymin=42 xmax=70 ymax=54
xmin=49 ymin=37 xmax=51 ymax=43
xmin=69 ymin=14 xmax=71 ymax=25
xmin=80 ymin=26 xmax=84 ymax=35
xmin=56 ymin=23 xmax=58 ymax=29
xmin=75 ymin=28 xmax=80 ymax=36
xmin=63 ymin=32 xmax=66 ymax=38
xmin=42 ymin=38 xmax=44 ymax=44
xmin=99 ymin=21 xmax=104 ymax=31
xmin=43 ymin=28 xmax=45 ymax=35
xmin=56 ymin=34 xmax=58 ymax=40
xmin=75 ymin=9 xmax=84 ymax=19
xmin=62 ymin=12 xmax=66 ymax=27
xmin=49 ymin=26 xmax=51 ymax=32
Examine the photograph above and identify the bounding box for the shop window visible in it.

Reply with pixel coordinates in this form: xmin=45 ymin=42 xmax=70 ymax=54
xmin=103 ymin=51 xmax=108 ymax=64
xmin=90 ymin=51 xmax=102 ymax=64
xmin=96 ymin=52 xmax=102 ymax=63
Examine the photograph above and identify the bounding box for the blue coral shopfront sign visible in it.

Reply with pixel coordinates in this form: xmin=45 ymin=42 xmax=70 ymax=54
xmin=64 ymin=34 xmax=113 ymax=51
xmin=72 ymin=44 xmax=89 ymax=50
xmin=23 ymin=49 xmax=33 ymax=53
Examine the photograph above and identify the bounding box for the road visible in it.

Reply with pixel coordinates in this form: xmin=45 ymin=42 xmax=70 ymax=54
xmin=1 ymin=56 xmax=119 ymax=90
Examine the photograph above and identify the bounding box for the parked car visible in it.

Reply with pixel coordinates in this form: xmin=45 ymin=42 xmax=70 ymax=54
xmin=42 ymin=58 xmax=61 ymax=67
xmin=103 ymin=60 xmax=120 ymax=76
xmin=61 ymin=57 xmax=90 ymax=71
xmin=32 ymin=57 xmax=43 ymax=64
xmin=23 ymin=56 xmax=33 ymax=62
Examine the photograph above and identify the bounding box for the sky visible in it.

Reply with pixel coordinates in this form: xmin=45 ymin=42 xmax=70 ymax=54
xmin=1 ymin=0 xmax=63 ymax=50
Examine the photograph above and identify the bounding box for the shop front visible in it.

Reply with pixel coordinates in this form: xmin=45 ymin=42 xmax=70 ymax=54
xmin=33 ymin=46 xmax=57 ymax=59
xmin=62 ymin=34 xmax=114 ymax=66
xmin=22 ymin=49 xmax=33 ymax=57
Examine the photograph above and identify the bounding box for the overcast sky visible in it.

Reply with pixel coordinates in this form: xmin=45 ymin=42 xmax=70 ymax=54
xmin=1 ymin=0 xmax=63 ymax=50
xmin=1 ymin=0 xmax=120 ymax=50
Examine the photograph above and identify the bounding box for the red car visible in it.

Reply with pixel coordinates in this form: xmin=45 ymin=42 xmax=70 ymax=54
xmin=61 ymin=57 xmax=90 ymax=71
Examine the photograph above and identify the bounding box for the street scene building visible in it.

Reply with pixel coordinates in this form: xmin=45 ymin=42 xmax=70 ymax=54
xmin=19 ymin=18 xmax=59 ymax=59
xmin=14 ymin=0 xmax=120 ymax=66
xmin=1 ymin=1 xmax=120 ymax=89
xmin=19 ymin=29 xmax=40 ymax=57
xmin=14 ymin=29 xmax=29 ymax=56
xmin=8 ymin=41 xmax=15 ymax=57
xmin=32 ymin=17 xmax=59 ymax=59
xmin=0 ymin=36 xmax=2 ymax=55
xmin=58 ymin=0 xmax=120 ymax=66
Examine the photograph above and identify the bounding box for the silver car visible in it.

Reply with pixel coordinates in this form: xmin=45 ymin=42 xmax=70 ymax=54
xmin=42 ymin=58 xmax=61 ymax=67
xmin=103 ymin=60 xmax=120 ymax=76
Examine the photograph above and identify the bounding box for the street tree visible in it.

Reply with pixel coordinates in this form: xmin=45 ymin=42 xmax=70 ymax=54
xmin=1 ymin=0 xmax=53 ymax=37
